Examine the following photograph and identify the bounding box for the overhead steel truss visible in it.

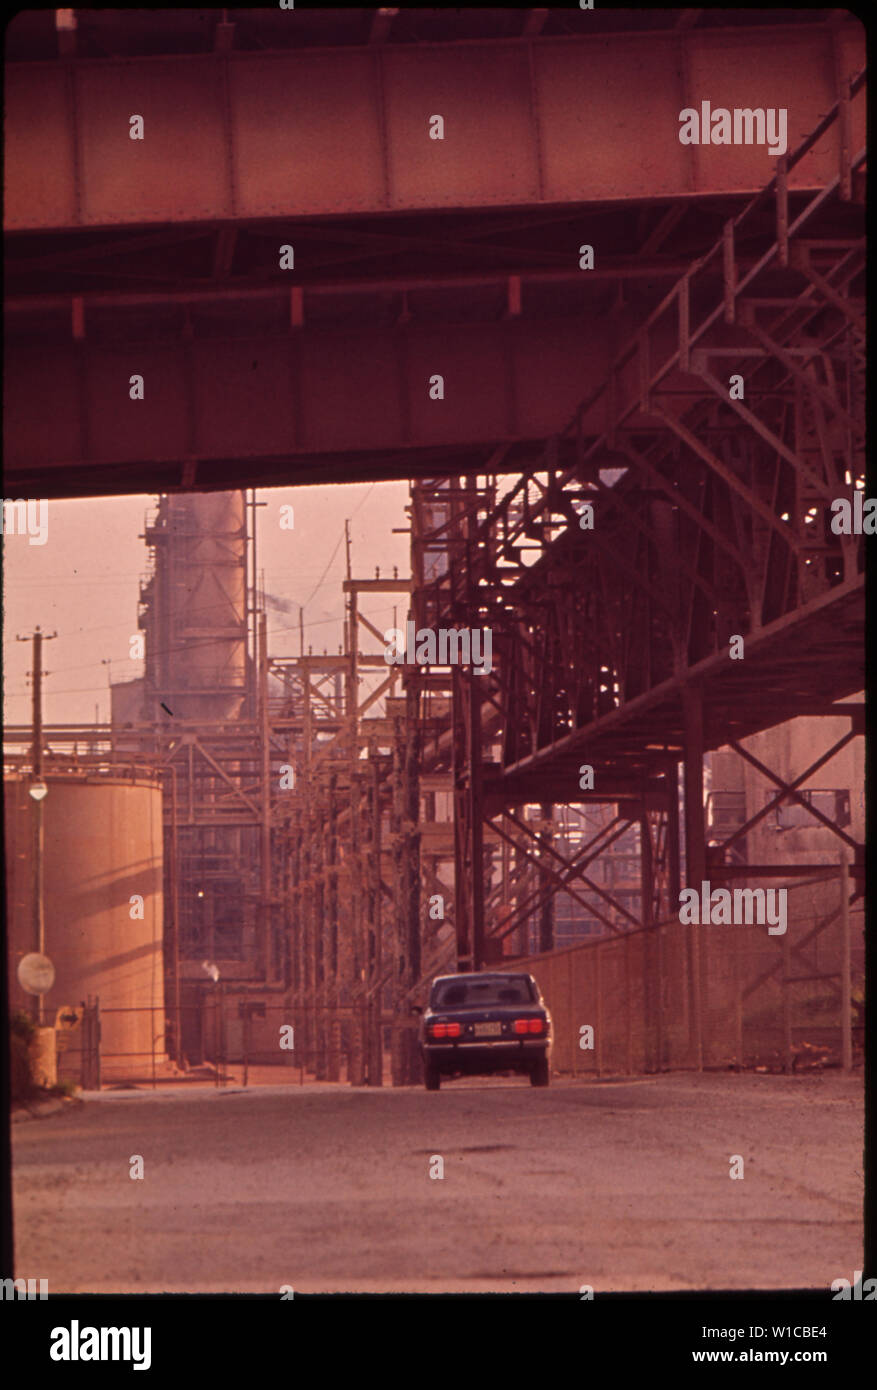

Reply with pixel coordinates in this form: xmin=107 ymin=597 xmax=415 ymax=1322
xmin=408 ymin=73 xmax=866 ymax=975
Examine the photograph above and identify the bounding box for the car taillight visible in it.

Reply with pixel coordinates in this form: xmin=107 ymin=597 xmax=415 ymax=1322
xmin=514 ymin=1018 xmax=545 ymax=1034
xmin=429 ymin=1021 xmax=462 ymax=1039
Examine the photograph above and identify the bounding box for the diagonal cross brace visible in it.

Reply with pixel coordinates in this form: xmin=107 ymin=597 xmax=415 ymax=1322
xmin=654 ymin=407 xmax=802 ymax=552
xmin=727 ymin=734 xmax=859 ymax=852
xmin=503 ymin=807 xmax=642 ymax=931
xmin=489 ymin=810 xmax=631 ymax=929
xmin=693 ymin=365 xmax=838 ymax=506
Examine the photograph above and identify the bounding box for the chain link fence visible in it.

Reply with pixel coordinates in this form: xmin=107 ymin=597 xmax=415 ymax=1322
xmin=42 ymin=865 xmax=862 ymax=1087
xmin=508 ymin=867 xmax=863 ymax=1075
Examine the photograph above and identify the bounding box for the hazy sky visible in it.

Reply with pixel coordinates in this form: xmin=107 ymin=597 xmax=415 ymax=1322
xmin=3 ymin=482 xmax=410 ymax=728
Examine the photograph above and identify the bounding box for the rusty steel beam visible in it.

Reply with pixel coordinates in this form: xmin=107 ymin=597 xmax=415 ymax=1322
xmin=4 ymin=315 xmax=613 ymax=498
xmin=7 ymin=71 xmax=863 ymax=502
xmin=5 ymin=23 xmax=864 ymax=232
xmin=5 ymin=261 xmax=691 ymax=313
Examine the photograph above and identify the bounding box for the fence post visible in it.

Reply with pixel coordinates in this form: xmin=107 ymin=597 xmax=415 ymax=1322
xmin=782 ymin=926 xmax=793 ymax=1074
xmin=733 ymin=930 xmax=744 ymax=1071
xmin=214 ymin=987 xmax=221 ymax=1088
xmin=595 ymin=945 xmax=603 ymax=1078
xmin=840 ymin=850 xmax=852 ymax=1074
xmin=656 ymin=920 xmax=665 ymax=1072
xmin=80 ymin=1000 xmax=88 ymax=1091
xmin=568 ymin=954 xmax=576 ymax=1079
xmin=624 ymin=932 xmax=632 ymax=1075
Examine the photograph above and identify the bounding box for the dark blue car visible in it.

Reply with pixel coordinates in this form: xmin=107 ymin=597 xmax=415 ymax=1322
xmin=416 ymin=971 xmax=552 ymax=1090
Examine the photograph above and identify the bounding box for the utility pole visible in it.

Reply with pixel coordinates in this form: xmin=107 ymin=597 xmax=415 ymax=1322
xmin=16 ymin=627 xmax=58 ymax=1024
xmin=259 ymin=611 xmax=272 ymax=980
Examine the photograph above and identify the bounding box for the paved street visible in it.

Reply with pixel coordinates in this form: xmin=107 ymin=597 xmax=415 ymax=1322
xmin=12 ymin=1072 xmax=863 ymax=1294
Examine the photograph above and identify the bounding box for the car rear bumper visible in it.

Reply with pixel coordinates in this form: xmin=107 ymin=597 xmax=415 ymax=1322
xmin=423 ymin=1039 xmax=549 ymax=1070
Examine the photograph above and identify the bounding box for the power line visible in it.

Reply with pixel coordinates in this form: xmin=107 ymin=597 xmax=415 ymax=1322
xmin=3 ymin=605 xmax=402 ymax=692
xmin=299 ymin=485 xmax=378 ymax=611
xmin=301 ymin=527 xmax=346 ymax=609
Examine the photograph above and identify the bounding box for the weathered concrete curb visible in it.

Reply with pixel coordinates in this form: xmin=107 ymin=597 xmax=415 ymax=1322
xmin=12 ymin=1094 xmax=83 ymax=1124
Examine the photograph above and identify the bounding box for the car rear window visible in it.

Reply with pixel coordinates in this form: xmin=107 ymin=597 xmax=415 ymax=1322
xmin=431 ymin=976 xmax=535 ymax=1008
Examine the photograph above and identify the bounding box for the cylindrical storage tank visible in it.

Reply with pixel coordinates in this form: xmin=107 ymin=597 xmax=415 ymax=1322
xmin=4 ymin=774 xmax=165 ymax=1083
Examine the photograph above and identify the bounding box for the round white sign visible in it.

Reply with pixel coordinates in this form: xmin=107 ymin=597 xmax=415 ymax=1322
xmin=17 ymin=952 xmax=55 ymax=995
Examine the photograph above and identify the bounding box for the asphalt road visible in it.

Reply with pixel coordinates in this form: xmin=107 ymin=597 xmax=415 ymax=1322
xmin=11 ymin=1072 xmax=863 ymax=1294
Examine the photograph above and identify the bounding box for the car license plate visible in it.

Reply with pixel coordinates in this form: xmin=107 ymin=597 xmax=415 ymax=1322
xmin=474 ymin=1022 xmax=502 ymax=1037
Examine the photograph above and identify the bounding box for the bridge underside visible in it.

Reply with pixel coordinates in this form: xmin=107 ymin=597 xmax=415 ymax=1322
xmin=3 ymin=9 xmax=867 ymax=1084
xmin=4 ymin=9 xmax=866 ymax=499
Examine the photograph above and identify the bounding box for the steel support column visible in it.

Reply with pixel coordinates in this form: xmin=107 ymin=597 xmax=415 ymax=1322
xmin=367 ymin=752 xmax=384 ymax=1085
xmin=537 ymin=803 xmax=554 ymax=955
xmin=682 ymin=685 xmax=705 ymax=1071
xmin=453 ymin=664 xmax=485 ymax=972
xmin=327 ymin=774 xmax=341 ymax=1082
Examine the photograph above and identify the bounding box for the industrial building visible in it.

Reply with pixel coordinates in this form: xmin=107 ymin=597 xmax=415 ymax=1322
xmin=4 ymin=8 xmax=866 ymax=1090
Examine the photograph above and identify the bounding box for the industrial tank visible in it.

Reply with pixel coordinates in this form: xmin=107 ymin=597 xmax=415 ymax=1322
xmin=141 ymin=490 xmax=248 ymax=721
xmin=4 ymin=773 xmax=166 ymax=1082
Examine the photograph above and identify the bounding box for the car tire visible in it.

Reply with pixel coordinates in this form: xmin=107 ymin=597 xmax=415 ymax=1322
xmin=530 ymin=1058 xmax=550 ymax=1087
xmin=424 ymin=1062 xmax=441 ymax=1091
